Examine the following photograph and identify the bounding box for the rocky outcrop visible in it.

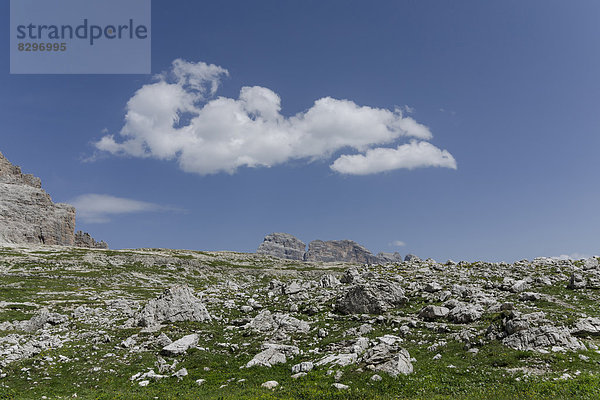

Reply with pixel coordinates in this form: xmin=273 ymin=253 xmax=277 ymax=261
xmin=336 ymin=281 xmax=408 ymax=315
xmin=0 ymin=151 xmax=76 ymax=246
xmin=0 ymin=151 xmax=106 ymax=248
xmin=136 ymin=285 xmax=211 ymax=327
xmin=75 ymin=231 xmax=109 ymax=249
xmin=257 ymin=233 xmax=306 ymax=260
xmin=305 ymin=240 xmax=380 ymax=264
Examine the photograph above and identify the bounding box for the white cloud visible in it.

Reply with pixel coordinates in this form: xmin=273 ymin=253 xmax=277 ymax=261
xmin=95 ymin=59 xmax=456 ymax=176
xmin=331 ymin=141 xmax=457 ymax=175
xmin=390 ymin=240 xmax=406 ymax=247
xmin=70 ymin=194 xmax=172 ymax=223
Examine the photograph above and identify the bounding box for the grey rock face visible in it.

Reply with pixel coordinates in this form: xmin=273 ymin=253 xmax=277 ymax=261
xmin=0 ymin=151 xmax=105 ymax=247
xmin=74 ymin=231 xmax=109 ymax=249
xmin=136 ymin=286 xmax=211 ymax=327
xmin=257 ymin=233 xmax=306 ymax=260
xmin=305 ymin=240 xmax=380 ymax=264
xmin=0 ymin=152 xmax=76 ymax=246
xmin=336 ymin=281 xmax=407 ymax=315
xmin=0 ymin=151 xmax=41 ymax=188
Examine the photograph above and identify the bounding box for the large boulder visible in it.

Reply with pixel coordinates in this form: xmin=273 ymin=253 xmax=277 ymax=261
xmin=257 ymin=233 xmax=306 ymax=260
xmin=491 ymin=312 xmax=585 ymax=352
xmin=136 ymin=285 xmax=211 ymax=327
xmin=304 ymin=240 xmax=379 ymax=264
xmin=161 ymin=334 xmax=199 ymax=356
xmin=419 ymin=305 xmax=450 ymax=321
xmin=336 ymin=281 xmax=407 ymax=315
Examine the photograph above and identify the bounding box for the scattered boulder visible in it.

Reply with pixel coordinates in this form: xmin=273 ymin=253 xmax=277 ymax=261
xmin=261 ymin=380 xmax=279 ymax=389
xmin=245 ymin=310 xmax=309 ymax=335
xmin=161 ymin=334 xmax=199 ymax=356
xmin=291 ymin=361 xmax=314 ymax=374
xmin=332 ymin=383 xmax=349 ymax=390
xmin=568 ymin=273 xmax=586 ymax=290
xmin=136 ymin=286 xmax=211 ymax=327
xmin=503 ymin=325 xmax=584 ymax=352
xmin=583 ymin=257 xmax=599 ymax=270
xmin=246 ymin=348 xmax=287 ymax=368
xmin=447 ymin=304 xmax=483 ymax=324
xmin=316 ymin=353 xmax=359 ymax=367
xmin=493 ymin=312 xmax=585 ymax=352
xmin=424 ymin=282 xmax=443 ymax=293
xmin=336 ymin=281 xmax=407 ymax=315
xmin=320 ymin=274 xmax=341 ymax=288
xmin=573 ymin=317 xmax=600 ymax=336
xmin=418 ymin=305 xmax=450 ymax=321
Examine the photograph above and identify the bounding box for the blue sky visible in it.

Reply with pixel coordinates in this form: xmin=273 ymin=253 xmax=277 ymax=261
xmin=1 ymin=1 xmax=600 ymax=262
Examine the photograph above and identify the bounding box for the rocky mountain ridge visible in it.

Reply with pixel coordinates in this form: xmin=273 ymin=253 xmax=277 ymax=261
xmin=257 ymin=232 xmax=413 ymax=264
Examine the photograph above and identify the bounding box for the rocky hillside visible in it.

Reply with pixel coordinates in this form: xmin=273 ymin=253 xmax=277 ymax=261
xmin=1 ymin=245 xmax=600 ymax=399
xmin=0 ymin=151 xmax=105 ymax=248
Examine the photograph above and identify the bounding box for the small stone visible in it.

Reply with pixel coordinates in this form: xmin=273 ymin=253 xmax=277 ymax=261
xmin=173 ymin=368 xmax=188 ymax=380
xmin=261 ymin=380 xmax=279 ymax=389
xmin=371 ymin=374 xmax=382 ymax=381
xmin=138 ymin=380 xmax=150 ymax=387
xmin=332 ymin=383 xmax=349 ymax=390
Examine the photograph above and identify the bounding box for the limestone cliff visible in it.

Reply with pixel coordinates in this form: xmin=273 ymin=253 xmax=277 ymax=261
xmin=0 ymin=151 xmax=105 ymax=247
xmin=304 ymin=239 xmax=381 ymax=264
